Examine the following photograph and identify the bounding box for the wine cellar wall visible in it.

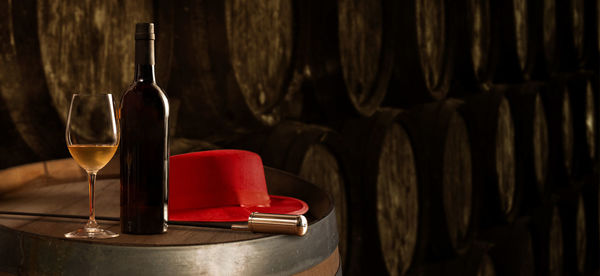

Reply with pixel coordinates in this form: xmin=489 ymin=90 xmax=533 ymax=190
xmin=0 ymin=0 xmax=599 ymax=275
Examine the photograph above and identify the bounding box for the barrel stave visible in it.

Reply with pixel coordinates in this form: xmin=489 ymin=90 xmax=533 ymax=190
xmin=565 ymin=73 xmax=596 ymax=178
xmin=501 ymin=83 xmax=550 ymax=214
xmin=170 ymin=0 xmax=301 ymax=139
xmin=342 ymin=109 xmax=419 ymax=275
xmin=540 ymin=79 xmax=575 ymax=190
xmin=386 ymin=0 xmax=453 ymax=106
xmin=490 ymin=0 xmax=535 ymax=82
xmin=400 ymin=100 xmax=473 ymax=261
xmin=298 ymin=0 xmax=395 ymax=124
xmin=448 ymin=0 xmax=494 ymax=94
xmin=460 ymin=92 xmax=518 ymax=227
xmin=0 ymin=0 xmax=68 ymax=163
xmin=221 ymin=121 xmax=351 ymax=272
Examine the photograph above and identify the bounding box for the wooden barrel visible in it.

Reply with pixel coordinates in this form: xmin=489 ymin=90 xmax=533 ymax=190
xmin=37 ymin=0 xmax=156 ymax=138
xmin=0 ymin=159 xmax=340 ymax=275
xmin=531 ymin=204 xmax=564 ymax=276
xmin=0 ymin=0 xmax=176 ymax=167
xmin=386 ymin=0 xmax=453 ymax=105
xmin=341 ymin=109 xmax=418 ymax=275
xmin=583 ymin=0 xmax=598 ymax=71
xmin=490 ymin=0 xmax=535 ymax=82
xmin=37 ymin=0 xmax=157 ymax=120
xmin=529 ymin=0 xmax=559 ymax=78
xmin=540 ymin=80 xmax=574 ymax=189
xmin=590 ymin=73 xmax=600 ymax=162
xmin=566 ymin=73 xmax=596 ymax=178
xmin=399 ymin=99 xmax=473 ymax=260
xmin=222 ymin=121 xmax=350 ymax=271
xmin=299 ymin=0 xmax=395 ymax=120
xmin=170 ymin=0 xmax=303 ymax=139
xmin=533 ymin=0 xmax=598 ymax=73
xmin=481 ymin=218 xmax=535 ymax=275
xmin=557 ymin=192 xmax=587 ymax=275
xmin=499 ymin=84 xmax=549 ymax=214
xmin=555 ymin=0 xmax=586 ymax=71
xmin=0 ymin=0 xmax=70 ymax=164
xmin=461 ymin=92 xmax=518 ymax=227
xmin=449 ymin=0 xmax=494 ymax=93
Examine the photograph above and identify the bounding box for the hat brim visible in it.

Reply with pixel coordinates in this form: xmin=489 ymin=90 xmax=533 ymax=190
xmin=169 ymin=195 xmax=309 ymax=222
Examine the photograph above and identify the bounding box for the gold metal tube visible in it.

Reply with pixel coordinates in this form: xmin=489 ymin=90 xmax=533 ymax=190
xmin=231 ymin=212 xmax=308 ymax=236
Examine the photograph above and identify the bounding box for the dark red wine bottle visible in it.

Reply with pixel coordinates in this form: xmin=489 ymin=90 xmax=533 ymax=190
xmin=120 ymin=23 xmax=169 ymax=234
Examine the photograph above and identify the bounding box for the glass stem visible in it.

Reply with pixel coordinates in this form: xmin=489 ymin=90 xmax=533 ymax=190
xmin=87 ymin=172 xmax=98 ymax=228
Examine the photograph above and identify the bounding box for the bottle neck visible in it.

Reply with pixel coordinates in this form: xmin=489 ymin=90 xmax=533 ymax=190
xmin=134 ymin=64 xmax=156 ymax=83
xmin=134 ymin=39 xmax=156 ymax=83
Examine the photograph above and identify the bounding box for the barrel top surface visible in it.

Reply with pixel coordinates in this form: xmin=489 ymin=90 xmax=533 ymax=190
xmin=0 ymin=160 xmax=339 ymax=275
xmin=0 ymin=159 xmax=334 ymax=247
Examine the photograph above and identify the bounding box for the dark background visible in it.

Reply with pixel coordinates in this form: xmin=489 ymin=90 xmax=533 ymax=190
xmin=0 ymin=0 xmax=599 ymax=275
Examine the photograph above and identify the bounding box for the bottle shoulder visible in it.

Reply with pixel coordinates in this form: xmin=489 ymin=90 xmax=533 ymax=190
xmin=121 ymin=81 xmax=169 ymax=116
xmin=122 ymin=81 xmax=168 ymax=99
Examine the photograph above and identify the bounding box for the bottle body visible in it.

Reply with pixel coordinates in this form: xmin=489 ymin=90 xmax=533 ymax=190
xmin=120 ymin=23 xmax=169 ymax=234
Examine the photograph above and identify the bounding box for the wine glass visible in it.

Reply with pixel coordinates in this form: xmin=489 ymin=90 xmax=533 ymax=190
xmin=65 ymin=93 xmax=119 ymax=239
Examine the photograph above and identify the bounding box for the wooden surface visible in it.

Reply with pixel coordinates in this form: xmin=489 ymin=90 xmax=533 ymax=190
xmin=0 ymin=0 xmax=176 ymax=170
xmin=170 ymin=0 xmax=302 ymax=138
xmin=0 ymin=160 xmax=339 ymax=275
xmin=225 ymin=121 xmax=350 ymax=268
xmin=450 ymin=0 xmax=493 ymax=92
xmin=529 ymin=0 xmax=559 ymax=77
xmin=400 ymin=99 xmax=473 ymax=260
xmin=440 ymin=108 xmax=472 ymax=248
xmin=567 ymin=74 xmax=596 ymax=178
xmin=464 ymin=0 xmax=491 ymax=84
xmin=495 ymin=98 xmax=516 ymax=217
xmin=462 ymin=92 xmax=518 ymax=227
xmin=37 ymin=0 xmax=154 ymax=122
xmin=502 ymin=84 xmax=549 ymax=214
xmin=375 ymin=122 xmax=418 ymax=276
xmin=388 ymin=0 xmax=452 ymax=104
xmin=300 ymin=0 xmax=395 ymax=118
xmin=0 ymin=161 xmax=328 ymax=245
xmin=337 ymin=0 xmax=384 ymax=114
xmin=342 ymin=109 xmax=418 ymax=275
xmin=0 ymin=179 xmax=266 ymax=245
xmin=541 ymin=79 xmax=575 ymax=189
xmin=225 ymin=0 xmax=294 ymax=115
xmin=490 ymin=0 xmax=534 ymax=82
xmin=556 ymin=0 xmax=585 ymax=71
xmin=0 ymin=0 xmax=68 ymax=164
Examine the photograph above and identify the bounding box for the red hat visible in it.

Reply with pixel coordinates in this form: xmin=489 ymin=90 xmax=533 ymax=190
xmin=168 ymin=150 xmax=309 ymax=222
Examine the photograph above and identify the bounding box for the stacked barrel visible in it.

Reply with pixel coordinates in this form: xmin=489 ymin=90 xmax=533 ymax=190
xmin=0 ymin=0 xmax=599 ymax=275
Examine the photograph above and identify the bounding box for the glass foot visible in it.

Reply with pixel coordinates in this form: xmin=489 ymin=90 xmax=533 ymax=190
xmin=65 ymin=227 xmax=119 ymax=239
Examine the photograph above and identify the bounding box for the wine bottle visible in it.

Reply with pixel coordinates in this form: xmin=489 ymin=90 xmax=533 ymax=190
xmin=120 ymin=23 xmax=169 ymax=234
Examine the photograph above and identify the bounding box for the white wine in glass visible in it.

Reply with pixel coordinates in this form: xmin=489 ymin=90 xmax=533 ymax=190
xmin=65 ymin=93 xmax=119 ymax=239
